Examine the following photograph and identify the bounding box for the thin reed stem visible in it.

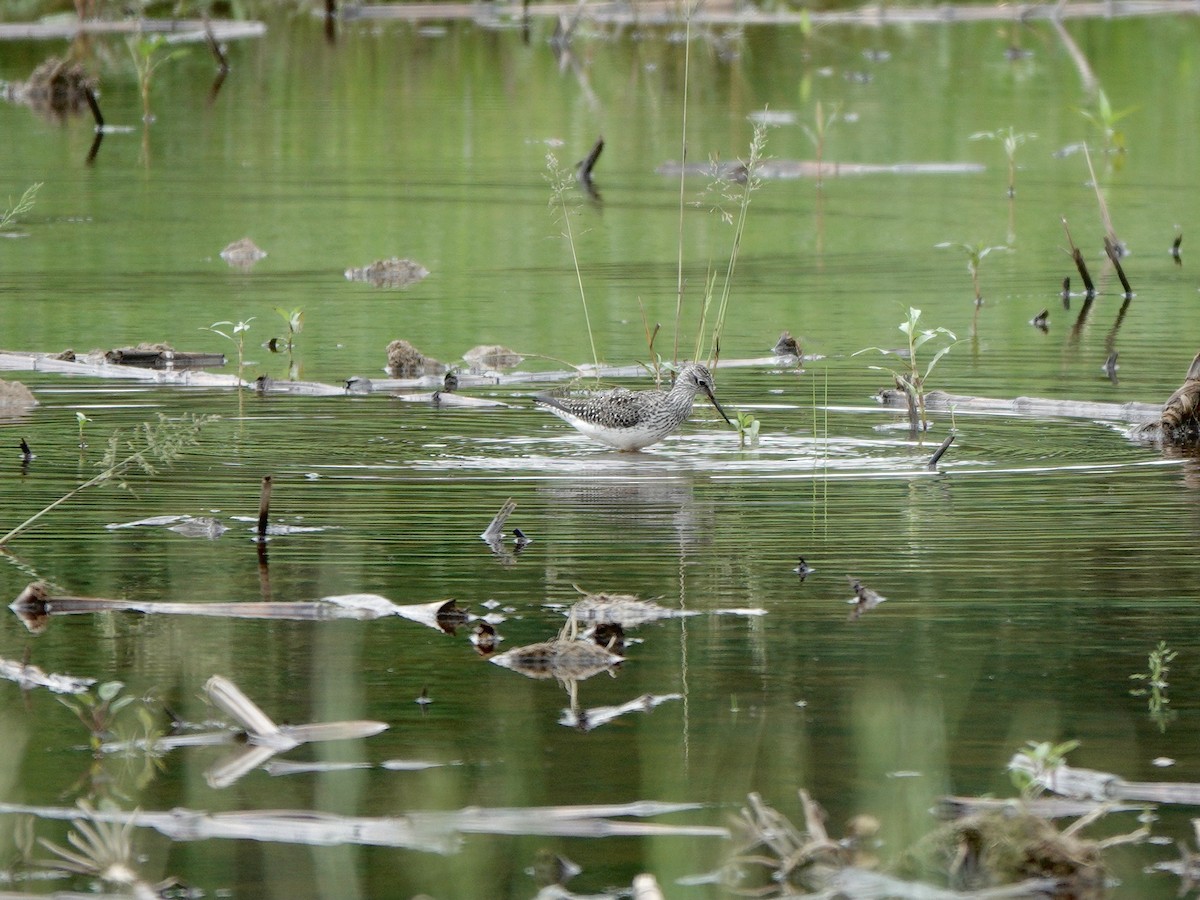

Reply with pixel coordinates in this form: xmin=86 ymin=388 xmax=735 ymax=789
xmin=547 ymin=153 xmax=599 ymax=373
xmin=698 ymin=124 xmax=765 ymax=364
xmin=673 ymin=4 xmax=697 ymax=367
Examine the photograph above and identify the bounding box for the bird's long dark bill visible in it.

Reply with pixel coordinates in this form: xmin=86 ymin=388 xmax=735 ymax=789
xmin=703 ymin=386 xmax=734 ymax=426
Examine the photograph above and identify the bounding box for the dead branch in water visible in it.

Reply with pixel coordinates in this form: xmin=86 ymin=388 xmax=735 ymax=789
xmin=1061 ymin=217 xmax=1096 ymax=299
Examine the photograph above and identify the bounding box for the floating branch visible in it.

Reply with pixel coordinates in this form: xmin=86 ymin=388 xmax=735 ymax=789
xmin=1061 ymin=217 xmax=1095 ymax=298
xmin=9 ymin=581 xmax=478 ymax=635
xmin=1009 ymin=751 xmax=1200 ymax=805
xmin=0 ymin=799 xmax=725 ymax=856
xmin=480 ymin=498 xmax=516 ymax=546
xmin=876 ymin=388 xmax=1160 ymax=426
xmin=0 ymin=657 xmax=94 ymax=694
xmin=559 ymin=692 xmax=681 ymax=731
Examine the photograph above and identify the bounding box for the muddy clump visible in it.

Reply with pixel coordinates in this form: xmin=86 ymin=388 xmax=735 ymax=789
xmin=220 ymin=237 xmax=267 ymax=268
xmin=0 ymin=379 xmax=37 ymax=408
xmin=345 ymin=257 xmax=428 ymax=288
xmin=385 ymin=339 xmax=446 ymax=378
xmin=462 ymin=344 xmax=522 ymax=373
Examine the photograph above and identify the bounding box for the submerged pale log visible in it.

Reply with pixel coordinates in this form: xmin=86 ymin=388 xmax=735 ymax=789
xmin=10 ymin=582 xmax=475 ymax=635
xmin=0 ymin=657 xmax=94 ymax=694
xmin=936 ymin=795 xmax=1147 ymax=820
xmin=1009 ymin=752 xmax=1200 ymax=804
xmin=657 ymin=159 xmax=985 ymax=180
xmin=877 ymin=388 xmax=1160 ymax=425
xmin=333 ymin=0 xmax=1192 ymax=27
xmin=0 ymin=19 xmax=266 ymax=40
xmin=0 ymin=350 xmax=241 ymax=385
xmin=105 ymin=346 xmax=226 ymax=369
xmin=0 ymin=799 xmax=726 ymax=854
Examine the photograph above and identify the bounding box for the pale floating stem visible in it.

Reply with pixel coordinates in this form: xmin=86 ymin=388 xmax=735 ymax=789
xmin=481 ymin=498 xmax=516 ymax=543
xmin=0 ymin=474 xmax=104 ymax=546
xmin=205 ymin=675 xmax=281 ymax=739
xmin=0 ymin=414 xmax=213 ymax=547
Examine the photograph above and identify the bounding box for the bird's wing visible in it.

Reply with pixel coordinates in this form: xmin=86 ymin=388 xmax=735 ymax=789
xmin=536 ymin=388 xmax=647 ymax=429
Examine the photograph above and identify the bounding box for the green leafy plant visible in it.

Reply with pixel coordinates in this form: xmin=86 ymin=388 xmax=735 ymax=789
xmin=270 ymin=307 xmax=303 ymax=352
xmin=0 ymin=182 xmax=42 ymax=235
xmin=1009 ymin=739 xmax=1080 ymax=799
xmin=1130 ymin=640 xmax=1177 ymax=731
xmin=935 ymin=240 xmax=1009 ymax=308
xmin=75 ymin=411 xmax=91 ymax=448
xmin=1079 ymin=88 xmax=1135 ymax=155
xmin=0 ymin=413 xmax=215 ymax=546
xmin=205 ymin=318 xmax=254 ymax=383
xmin=546 ymin=152 xmax=598 ymax=374
xmin=127 ymin=32 xmax=189 ymax=123
xmin=58 ymin=682 xmax=137 ymax=754
xmin=854 ymin=307 xmax=956 ymax=434
xmin=969 ymin=126 xmax=1036 ymax=197
xmin=735 ymin=410 xmax=760 ymax=448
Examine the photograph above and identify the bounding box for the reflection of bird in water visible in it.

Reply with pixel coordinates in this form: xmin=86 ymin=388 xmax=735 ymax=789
xmin=536 ymin=363 xmax=732 ymax=451
xmin=846 ymin=576 xmax=887 ymax=620
xmin=1159 ymin=351 xmax=1200 ymax=440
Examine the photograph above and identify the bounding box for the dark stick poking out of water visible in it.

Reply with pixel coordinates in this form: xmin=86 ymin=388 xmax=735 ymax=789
xmin=83 ymin=86 xmax=104 ymax=164
xmin=324 ymin=0 xmax=337 ymax=43
xmin=927 ymin=432 xmax=955 ymax=468
xmin=204 ymin=19 xmax=230 ymax=73
xmin=205 ymin=18 xmax=230 ymax=103
xmin=257 ymin=475 xmax=272 ymax=539
xmin=576 ymin=136 xmax=604 ymax=201
xmin=1061 ymin=217 xmax=1095 ymax=299
xmin=1105 ymin=237 xmax=1134 ymax=299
